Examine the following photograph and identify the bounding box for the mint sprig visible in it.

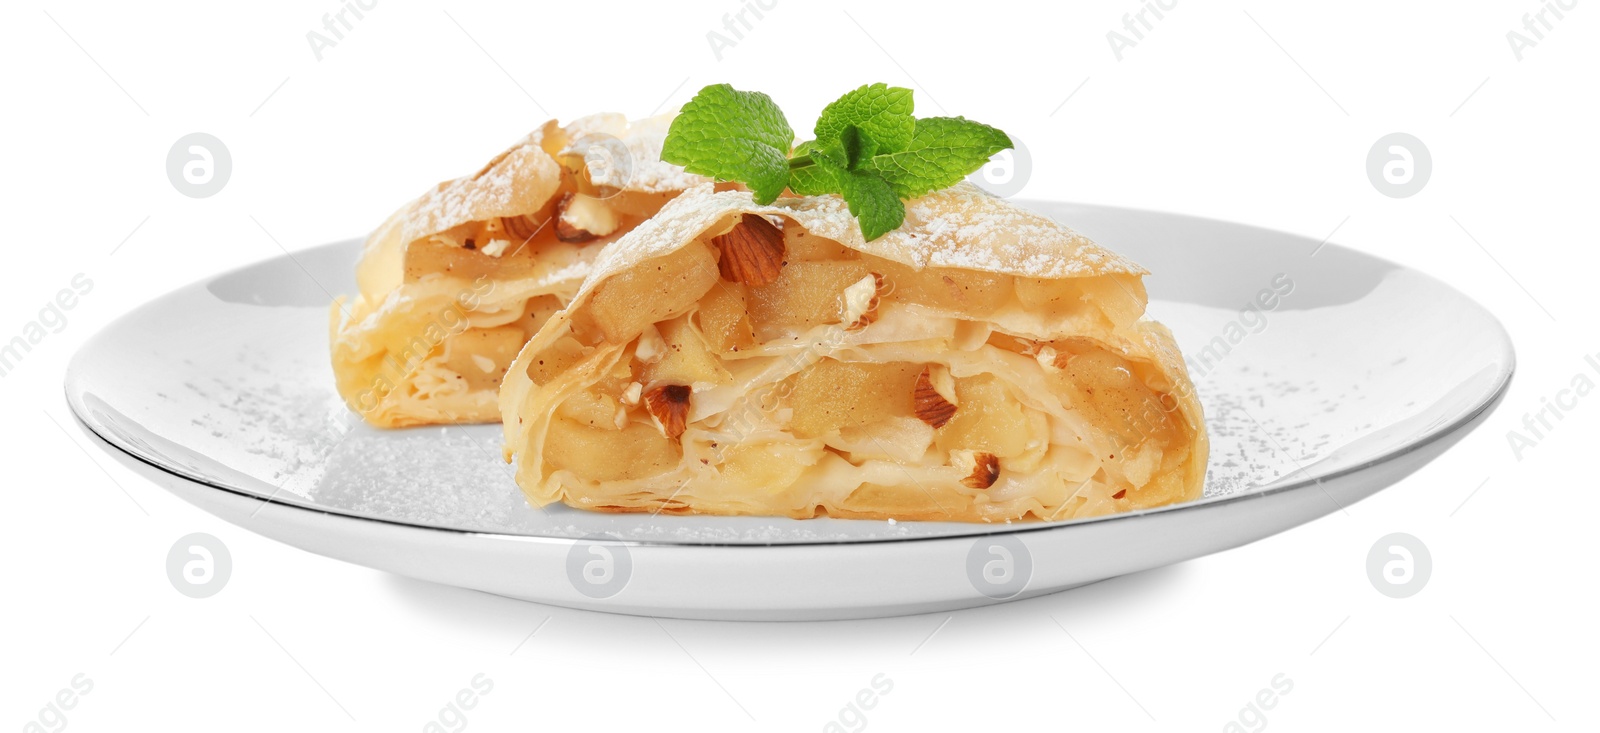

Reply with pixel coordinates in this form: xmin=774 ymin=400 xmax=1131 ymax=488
xmin=662 ymin=83 xmax=1011 ymax=241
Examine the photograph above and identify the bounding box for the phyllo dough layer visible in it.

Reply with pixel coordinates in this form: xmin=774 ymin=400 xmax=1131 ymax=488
xmin=331 ymin=113 xmax=710 ymax=427
xmin=500 ymin=183 xmax=1208 ymax=522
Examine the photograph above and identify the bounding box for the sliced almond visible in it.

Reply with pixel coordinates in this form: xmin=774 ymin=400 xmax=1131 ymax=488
xmin=502 ymin=214 xmax=547 ymax=244
xmin=926 ymin=363 xmax=957 ymax=406
xmin=644 ymin=384 xmax=691 ymax=439
xmin=555 ymin=192 xmax=621 ymax=243
xmin=712 ymin=214 xmax=785 ymax=286
xmin=952 ymin=450 xmax=1001 ymax=489
xmin=842 ymin=273 xmax=885 ymax=331
xmin=913 ymin=366 xmax=958 ymax=428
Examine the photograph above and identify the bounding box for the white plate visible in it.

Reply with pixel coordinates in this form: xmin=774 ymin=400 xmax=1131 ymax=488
xmin=66 ymin=202 xmax=1513 ymax=620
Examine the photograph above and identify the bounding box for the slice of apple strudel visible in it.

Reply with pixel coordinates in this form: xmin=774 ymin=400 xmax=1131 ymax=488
xmin=500 ymin=183 xmax=1208 ymax=522
xmin=330 ymin=113 xmax=710 ymax=427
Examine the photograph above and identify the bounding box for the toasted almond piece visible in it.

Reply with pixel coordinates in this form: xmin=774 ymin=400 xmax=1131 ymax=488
xmin=621 ymin=382 xmax=644 ymax=407
xmin=555 ymin=192 xmax=620 ymax=243
xmin=644 ymin=384 xmax=691 ymax=439
xmin=952 ymin=450 xmax=1001 ymax=489
xmin=633 ymin=324 xmax=667 ymax=364
xmin=913 ymin=366 xmax=958 ymax=428
xmin=927 ymin=363 xmax=958 ymax=406
xmin=842 ymin=273 xmax=885 ymax=331
xmin=502 ymin=214 xmax=546 ymax=244
xmin=713 ymin=214 xmax=786 ymax=286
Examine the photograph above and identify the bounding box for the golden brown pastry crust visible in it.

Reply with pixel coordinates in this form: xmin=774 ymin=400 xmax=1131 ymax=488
xmin=501 ymin=183 xmax=1207 ymax=522
xmin=330 ymin=114 xmax=706 ymax=428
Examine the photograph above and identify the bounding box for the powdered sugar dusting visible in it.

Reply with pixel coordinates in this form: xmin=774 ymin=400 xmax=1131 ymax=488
xmin=576 ymin=182 xmax=1145 ymax=307
xmin=386 ymin=112 xmax=708 ymax=251
xmin=559 ymin=112 xmax=710 ymax=194
xmin=895 ymin=183 xmax=1145 ymax=277
xmin=396 ymin=127 xmax=563 ymax=247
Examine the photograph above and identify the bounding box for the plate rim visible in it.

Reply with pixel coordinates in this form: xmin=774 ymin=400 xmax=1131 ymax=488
xmin=65 ymin=201 xmax=1518 ymax=548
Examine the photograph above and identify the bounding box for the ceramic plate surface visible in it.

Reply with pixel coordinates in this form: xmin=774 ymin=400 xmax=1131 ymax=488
xmin=67 ymin=201 xmax=1513 ymax=620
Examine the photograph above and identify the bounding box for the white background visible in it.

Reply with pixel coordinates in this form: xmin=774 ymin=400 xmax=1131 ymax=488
xmin=3 ymin=1 xmax=1596 ymax=730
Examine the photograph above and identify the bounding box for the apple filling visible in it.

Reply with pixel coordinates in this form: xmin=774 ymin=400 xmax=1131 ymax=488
xmin=390 ymin=186 xmax=679 ymax=408
xmin=525 ymin=214 xmax=1194 ymax=521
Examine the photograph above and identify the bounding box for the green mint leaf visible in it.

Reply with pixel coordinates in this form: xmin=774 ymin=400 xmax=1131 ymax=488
xmin=806 ymin=138 xmax=845 ymax=170
xmin=814 ymin=83 xmax=915 ymax=155
xmin=838 ymin=125 xmax=878 ymax=169
xmin=862 ymin=116 xmax=1012 ymax=199
xmin=841 ymin=172 xmax=904 ymax=242
xmin=786 ymin=140 xmax=841 ymax=196
xmin=787 ymin=163 xmax=838 ymax=197
xmin=786 ymin=163 xmax=837 ymax=196
xmin=662 ymin=84 xmax=795 ymax=204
